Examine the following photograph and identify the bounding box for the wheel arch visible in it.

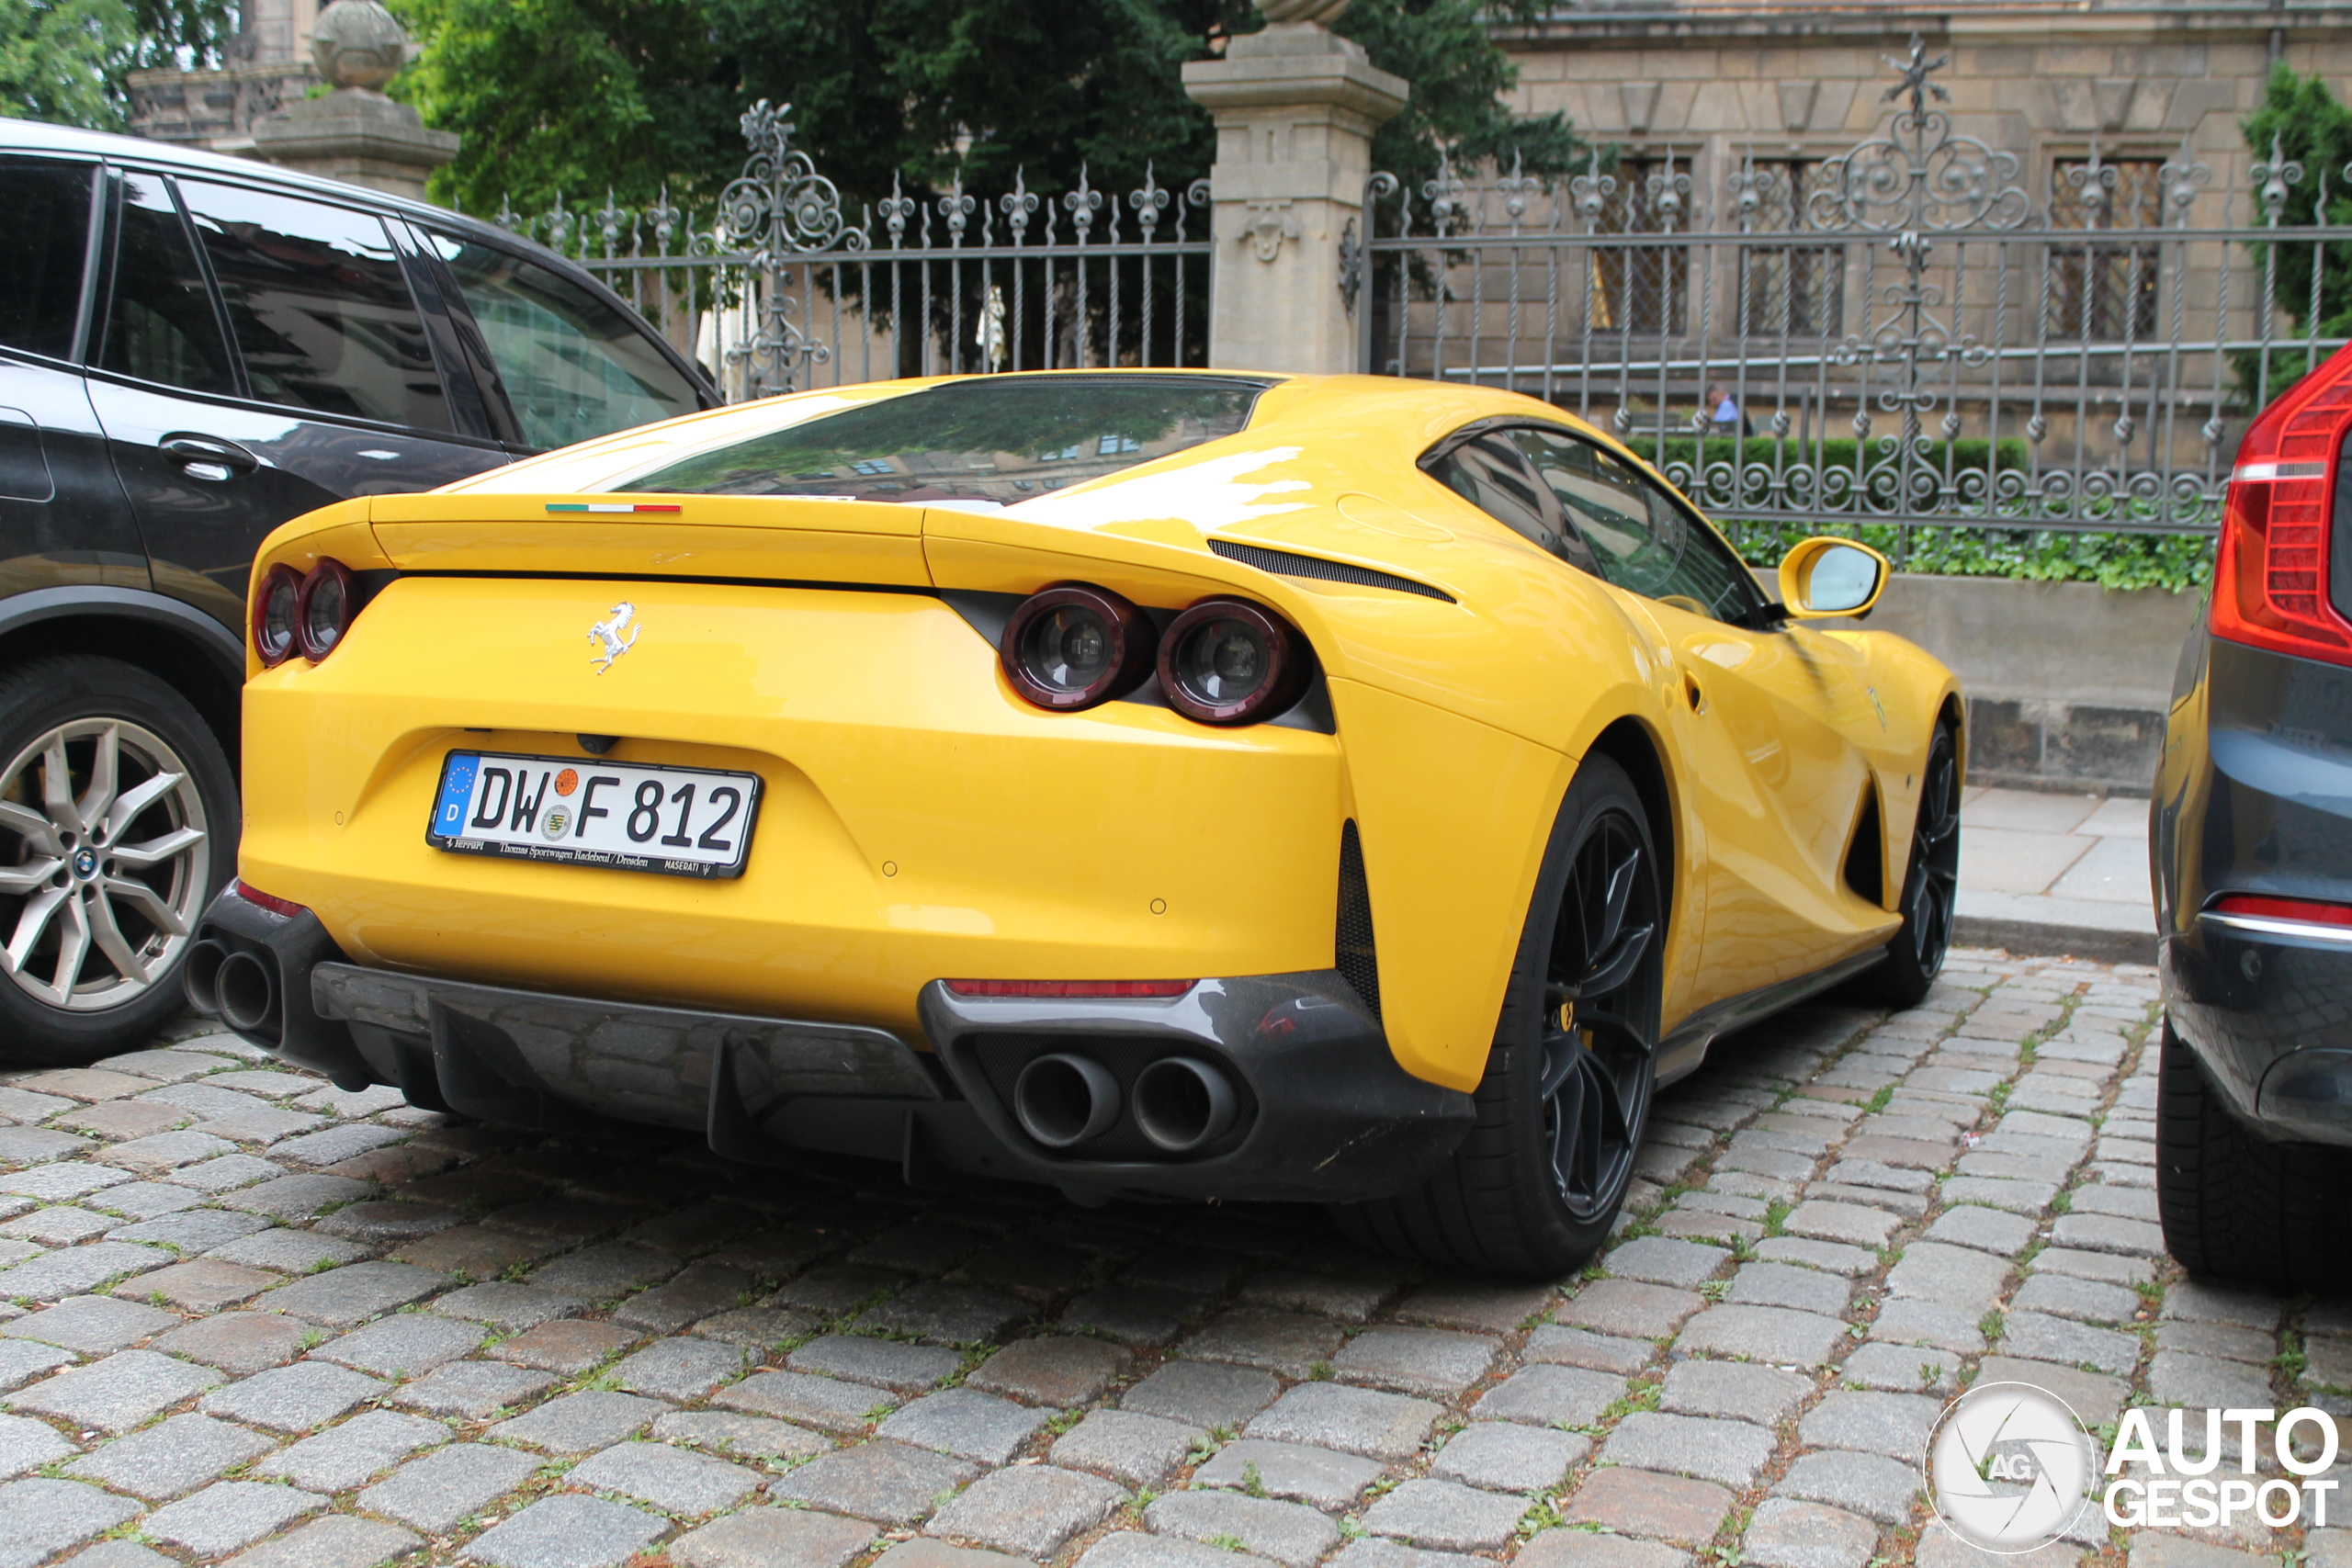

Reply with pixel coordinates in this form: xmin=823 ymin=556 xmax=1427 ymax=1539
xmin=0 ymin=590 xmax=244 ymax=762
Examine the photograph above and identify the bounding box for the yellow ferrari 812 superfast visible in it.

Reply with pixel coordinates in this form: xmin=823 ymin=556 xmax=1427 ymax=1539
xmin=187 ymin=370 xmax=1961 ymax=1277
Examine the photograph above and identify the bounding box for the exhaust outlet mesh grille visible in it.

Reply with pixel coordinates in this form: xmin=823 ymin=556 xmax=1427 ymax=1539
xmin=1337 ymin=819 xmax=1381 ymax=1021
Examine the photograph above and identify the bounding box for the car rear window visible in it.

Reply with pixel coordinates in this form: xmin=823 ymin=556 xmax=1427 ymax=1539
xmin=613 ymin=375 xmax=1269 ymax=508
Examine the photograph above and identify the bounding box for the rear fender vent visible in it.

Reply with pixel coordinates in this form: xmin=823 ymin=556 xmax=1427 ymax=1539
xmin=1843 ymin=785 xmax=1885 ymax=907
xmin=1337 ymin=819 xmax=1382 ymax=1020
xmin=1209 ymin=539 xmax=1454 ymax=603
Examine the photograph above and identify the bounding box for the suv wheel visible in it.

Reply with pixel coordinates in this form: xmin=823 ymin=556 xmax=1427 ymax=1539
xmin=0 ymin=656 xmax=235 ymax=1064
xmin=2155 ymin=1016 xmax=2351 ymax=1292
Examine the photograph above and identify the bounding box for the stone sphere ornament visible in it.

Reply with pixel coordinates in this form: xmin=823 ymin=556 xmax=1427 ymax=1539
xmin=311 ymin=0 xmax=413 ymax=92
xmin=1258 ymin=0 xmax=1351 ymax=22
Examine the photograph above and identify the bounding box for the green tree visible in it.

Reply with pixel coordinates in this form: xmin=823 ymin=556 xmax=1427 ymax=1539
xmin=2238 ymin=63 xmax=2352 ymax=403
xmin=0 ymin=0 xmax=135 ymax=128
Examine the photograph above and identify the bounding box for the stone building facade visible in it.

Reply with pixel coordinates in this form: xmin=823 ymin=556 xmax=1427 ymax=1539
xmin=127 ymin=0 xmax=321 ymax=150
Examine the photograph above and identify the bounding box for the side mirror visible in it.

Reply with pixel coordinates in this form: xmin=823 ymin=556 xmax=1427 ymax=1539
xmin=1777 ymin=536 xmax=1889 ymax=619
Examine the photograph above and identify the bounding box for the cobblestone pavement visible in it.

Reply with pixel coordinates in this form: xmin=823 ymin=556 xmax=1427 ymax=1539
xmin=0 ymin=948 xmax=2337 ymax=1568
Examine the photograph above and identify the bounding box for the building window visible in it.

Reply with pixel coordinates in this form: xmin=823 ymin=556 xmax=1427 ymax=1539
xmin=2051 ymin=157 xmax=2162 ymax=342
xmin=1589 ymin=158 xmax=1689 ymax=336
xmin=1736 ymin=159 xmax=1844 ymax=337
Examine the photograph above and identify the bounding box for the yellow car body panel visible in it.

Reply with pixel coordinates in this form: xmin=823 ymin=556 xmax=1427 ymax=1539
xmin=234 ymin=370 xmax=1958 ymax=1111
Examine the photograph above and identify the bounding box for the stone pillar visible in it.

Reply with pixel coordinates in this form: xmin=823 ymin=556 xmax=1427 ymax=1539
xmin=245 ymin=0 xmax=455 ymax=202
xmin=1182 ymin=2 xmax=1407 ymax=375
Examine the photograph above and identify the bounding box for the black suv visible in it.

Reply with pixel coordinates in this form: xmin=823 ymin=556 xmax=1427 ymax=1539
xmin=0 ymin=118 xmax=714 ymax=1063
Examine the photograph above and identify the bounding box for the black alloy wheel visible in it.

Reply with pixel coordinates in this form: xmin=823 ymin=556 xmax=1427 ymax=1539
xmin=1335 ymin=753 xmax=1665 ymax=1278
xmin=1853 ymin=722 xmax=1960 ymax=1008
xmin=1542 ymin=807 xmax=1659 ymax=1224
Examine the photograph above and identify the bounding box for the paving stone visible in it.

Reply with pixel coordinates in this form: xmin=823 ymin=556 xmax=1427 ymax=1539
xmin=1147 ymin=1489 xmax=1340 ymax=1567
xmin=388 ymin=1226 xmax=542 ymax=1280
xmin=489 ymin=1318 xmax=638 ymax=1375
xmin=608 ymin=1337 xmax=745 ymax=1402
xmin=765 ymin=1263 xmax=901 ymax=1317
xmin=1973 ymin=1357 xmax=2129 ymax=1427
xmin=1077 ymin=1537 xmax=1278 ymax=1568
xmin=222 ymin=1174 xmax=369 ymax=1219
xmin=693 ymin=1306 xmax=819 ymax=1351
xmin=1782 ymin=1201 xmax=1905 ymax=1249
xmin=1922 ymin=1204 xmax=2038 ymax=1256
xmin=92 ymin=1181 xmax=212 ymax=1221
xmin=1838 ymin=1342 xmax=1962 ymax=1394
xmin=2147 ymin=1349 xmax=2275 ymax=1409
xmin=173 ymin=1156 xmax=287 ymax=1194
xmin=1676 ymin=1304 xmax=1849 ymax=1366
xmin=1058 ymin=1286 xmax=1204 ymax=1348
xmin=1252 ymin=1380 xmax=1444 ymax=1461
xmin=926 ymin=1462 xmax=1126 ymax=1558
xmin=1430 ymin=1420 xmax=1587 ymax=1493
xmin=106 ymin=1209 xmax=271 ymax=1254
xmin=2050 ymin=1214 xmax=2165 ymax=1256
xmin=1522 ymin=1325 xmax=1653 ymax=1374
xmin=488 ymin=1390 xmax=667 ymax=1453
xmin=1196 ymin=1436 xmax=1382 ymax=1508
xmin=204 ymin=1229 xmax=368 ymax=1274
xmin=0 ymin=1411 xmax=67 ymax=1478
xmin=0 ymin=1240 xmax=167 ymax=1299
xmin=1241 ymin=1263 xmax=1410 ymax=1324
xmin=1604 ymin=1412 xmax=1777 ymax=1488
xmin=0 ymin=1478 xmax=142 ymax=1566
xmin=204 ymin=1111 xmax=328 ymax=1146
xmin=1052 ymin=1408 xmax=1203 ymax=1489
xmin=413 ymin=1286 xmax=577 ymax=1344
xmin=220 ymin=1517 xmax=420 ymax=1568
xmin=200 ymin=1359 xmax=384 ymax=1432
xmin=253 ymin=1409 xmax=448 ymax=1492
xmin=791 ymin=1334 xmax=964 ymax=1393
xmin=1867 ymin=1299 xmax=1986 ymax=1355
xmin=1798 ymin=1391 xmax=1941 ymax=1461
xmin=2014 ymin=1272 xmax=2142 ymax=1325
xmin=670 ymin=1507 xmax=876 ymax=1568
xmin=153 ymin=1313 xmax=309 ymax=1376
xmin=143 ymin=1481 xmax=323 ymax=1556
xmin=257 ymin=1261 xmax=447 ymax=1326
xmin=1727 ymin=1262 xmax=1852 ymax=1316
xmin=1392 ymin=1280 xmax=1557 ymax=1335
xmin=2162 ymin=1280 xmax=2281 ymax=1331
xmin=1359 ymin=1477 xmax=1526 ymax=1551
xmin=1122 ymin=1359 xmax=1279 ymax=1429
xmin=571 ymin=1439 xmax=761 ymax=1517
xmin=1562 ymin=1465 xmax=1736 ymax=1546
xmin=1885 ymin=1243 xmax=2011 ymax=1309
xmin=0 ymin=1340 xmax=69 ymax=1393
xmin=1556 ymin=1280 xmax=1705 ymax=1338
xmin=769 ymin=1440 xmax=976 ymax=1526
xmin=878 ymin=1387 xmax=1051 ymax=1463
xmin=62 ymin=1411 xmax=274 ymax=1498
xmin=388 ymin=1358 xmax=554 ymax=1418
xmin=849 ymin=1221 xmax=987 ymax=1274
xmin=2155 ymin=1319 xmax=2273 ymax=1364
xmin=1771 ymin=1450 xmax=1927 ymax=1525
xmin=964 ymin=1336 xmax=1130 ymax=1408
xmin=0 ymin=1206 xmax=107 ymax=1245
xmin=1661 ymin=1359 xmax=1813 ymax=1427
xmin=1179 ymin=1308 xmax=1343 ymax=1379
xmin=315 ymin=1312 xmax=483 ymax=1379
xmin=1999 ymin=1313 xmax=2142 ymax=1377
xmin=714 ymin=1371 xmax=888 ymax=1435
xmin=465 ymin=1493 xmax=665 ymax=1568
xmin=10 ymin=1348 xmax=221 ymax=1430
xmin=1604 ymin=1237 xmax=1728 ymax=1289
xmin=1741 ymin=1497 xmax=1882 ymax=1568
xmin=1808 ymin=1183 xmax=1928 ymax=1218
xmin=3 ymin=1295 xmax=176 ymax=1352
xmin=650 ymin=1410 xmax=827 ymax=1464
xmin=874 ymin=1544 xmax=1035 ymax=1568
xmin=1753 ymin=1237 xmax=1877 ymax=1278
xmin=271 ymin=1124 xmax=406 ymax=1168
xmin=1473 ymin=1363 xmax=1623 ymax=1428
xmin=119 ymin=1258 xmax=276 ymax=1312
xmin=1332 ymin=1327 xmax=1499 ymax=1397
xmin=98 ymin=1130 xmax=233 ymax=1175
xmin=356 ymin=1443 xmax=542 ymax=1532
xmin=1518 ymin=1531 xmax=1693 ymax=1568
xmin=611 ymin=1262 xmax=755 ymax=1335
xmin=524 ymin=1243 xmax=673 ymax=1302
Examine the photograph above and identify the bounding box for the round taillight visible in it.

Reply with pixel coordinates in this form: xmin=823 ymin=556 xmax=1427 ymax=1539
xmin=1158 ymin=598 xmax=1306 ymax=726
xmin=294 ymin=558 xmax=355 ymax=662
xmin=252 ymin=564 xmax=302 ymax=667
xmin=1001 ymin=583 xmax=1155 ymax=711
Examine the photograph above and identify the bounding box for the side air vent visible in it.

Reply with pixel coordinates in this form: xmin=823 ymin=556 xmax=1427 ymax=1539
xmin=1337 ymin=820 xmax=1382 ymax=1021
xmin=1844 ymin=788 xmax=1884 ymax=906
xmin=1209 ymin=539 xmax=1454 ymax=604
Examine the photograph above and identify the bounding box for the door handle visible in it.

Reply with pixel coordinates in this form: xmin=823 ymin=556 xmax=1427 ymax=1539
xmin=158 ymin=434 xmax=260 ymax=477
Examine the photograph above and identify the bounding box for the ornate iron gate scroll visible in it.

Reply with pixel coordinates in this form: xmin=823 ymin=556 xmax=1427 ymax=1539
xmin=1351 ymin=38 xmax=2352 ymax=543
xmin=499 ymin=102 xmax=1213 ymax=400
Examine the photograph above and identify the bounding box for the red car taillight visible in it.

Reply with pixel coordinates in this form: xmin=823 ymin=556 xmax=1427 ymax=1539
xmin=232 ymin=879 xmax=309 ymax=919
xmin=1157 ymin=598 xmax=1308 ymax=726
xmin=252 ymin=565 xmax=301 ymax=667
xmin=2211 ymin=338 xmax=2352 ymax=665
xmin=2211 ymin=893 xmax=2352 ymax=930
xmin=254 ymin=558 xmax=359 ymax=666
xmin=944 ymin=979 xmax=1195 ymax=999
xmin=1000 ymin=583 xmax=1156 ymax=710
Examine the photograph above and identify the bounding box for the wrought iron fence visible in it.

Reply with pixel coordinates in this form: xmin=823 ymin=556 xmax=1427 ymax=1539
xmin=1351 ymin=38 xmax=2352 ymax=543
xmin=495 ymin=102 xmax=1214 ymax=401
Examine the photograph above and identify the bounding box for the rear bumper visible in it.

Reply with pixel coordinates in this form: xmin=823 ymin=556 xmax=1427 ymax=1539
xmin=188 ymin=886 xmax=1474 ymax=1201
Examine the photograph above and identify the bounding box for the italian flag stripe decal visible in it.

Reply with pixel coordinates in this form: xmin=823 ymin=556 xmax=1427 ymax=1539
xmin=545 ymin=502 xmax=684 ymax=513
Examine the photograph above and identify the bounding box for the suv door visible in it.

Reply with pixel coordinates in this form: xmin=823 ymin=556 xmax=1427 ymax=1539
xmin=85 ymin=170 xmax=510 ymax=631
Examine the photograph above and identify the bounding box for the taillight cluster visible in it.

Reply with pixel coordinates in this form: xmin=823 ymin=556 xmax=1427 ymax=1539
xmin=253 ymin=558 xmax=356 ymax=667
xmin=2213 ymin=338 xmax=2352 ymax=666
xmin=1000 ymin=583 xmax=1308 ymax=726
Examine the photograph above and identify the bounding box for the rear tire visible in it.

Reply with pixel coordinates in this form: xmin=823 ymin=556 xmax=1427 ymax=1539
xmin=0 ymin=656 xmax=236 ymax=1066
xmin=2154 ymin=1017 xmax=2351 ymax=1292
xmin=1849 ymin=720 xmax=1959 ymax=1009
xmin=1332 ymin=754 xmax=1663 ymax=1280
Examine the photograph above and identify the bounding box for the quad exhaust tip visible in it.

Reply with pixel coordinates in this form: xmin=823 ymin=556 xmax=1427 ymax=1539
xmin=214 ymin=950 xmax=279 ymax=1035
xmin=1012 ymin=1053 xmax=1123 ymax=1148
xmin=184 ymin=939 xmax=229 ymax=1017
xmin=1133 ymin=1056 xmax=1239 ymax=1153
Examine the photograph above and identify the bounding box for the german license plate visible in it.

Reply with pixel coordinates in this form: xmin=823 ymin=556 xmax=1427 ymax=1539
xmin=426 ymin=751 xmax=762 ymax=879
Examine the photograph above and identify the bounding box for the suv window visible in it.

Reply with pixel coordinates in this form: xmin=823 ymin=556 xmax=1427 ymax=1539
xmin=177 ymin=180 xmax=451 ymax=432
xmin=1509 ymin=426 xmax=1764 ymax=623
xmin=1425 ymin=433 xmax=1599 ymax=573
xmin=0 ymin=159 xmax=94 ymax=360
xmin=432 ymin=238 xmax=698 ymax=450
xmin=97 ymin=174 xmax=236 ymax=396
